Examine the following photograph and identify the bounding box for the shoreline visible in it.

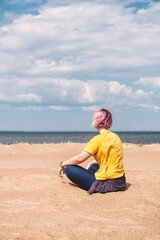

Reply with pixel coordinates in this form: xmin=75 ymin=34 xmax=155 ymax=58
xmin=0 ymin=142 xmax=160 ymax=145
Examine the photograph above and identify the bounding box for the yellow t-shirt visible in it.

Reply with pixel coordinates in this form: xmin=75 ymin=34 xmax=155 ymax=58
xmin=84 ymin=130 xmax=125 ymax=180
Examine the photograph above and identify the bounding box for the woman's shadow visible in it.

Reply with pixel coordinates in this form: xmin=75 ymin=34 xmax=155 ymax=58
xmin=126 ymin=182 xmax=131 ymax=189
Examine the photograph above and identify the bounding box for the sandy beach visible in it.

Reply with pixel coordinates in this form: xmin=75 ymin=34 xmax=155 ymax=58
xmin=0 ymin=143 xmax=159 ymax=240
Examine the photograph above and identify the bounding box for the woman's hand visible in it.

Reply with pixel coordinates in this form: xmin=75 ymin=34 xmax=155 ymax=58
xmin=86 ymin=160 xmax=97 ymax=169
xmin=58 ymin=166 xmax=65 ymax=177
xmin=58 ymin=151 xmax=92 ymax=177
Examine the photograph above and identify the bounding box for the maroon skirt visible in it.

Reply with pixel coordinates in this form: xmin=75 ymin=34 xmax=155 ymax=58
xmin=88 ymin=174 xmax=127 ymax=194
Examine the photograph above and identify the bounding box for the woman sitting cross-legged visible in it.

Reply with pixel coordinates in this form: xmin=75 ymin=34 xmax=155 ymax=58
xmin=58 ymin=108 xmax=126 ymax=194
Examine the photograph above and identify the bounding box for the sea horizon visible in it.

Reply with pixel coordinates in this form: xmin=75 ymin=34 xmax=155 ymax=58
xmin=0 ymin=130 xmax=160 ymax=145
xmin=0 ymin=130 xmax=160 ymax=133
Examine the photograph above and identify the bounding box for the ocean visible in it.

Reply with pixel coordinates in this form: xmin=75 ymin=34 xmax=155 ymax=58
xmin=0 ymin=131 xmax=160 ymax=145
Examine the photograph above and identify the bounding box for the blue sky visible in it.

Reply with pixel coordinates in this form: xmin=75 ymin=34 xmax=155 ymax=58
xmin=0 ymin=0 xmax=160 ymax=131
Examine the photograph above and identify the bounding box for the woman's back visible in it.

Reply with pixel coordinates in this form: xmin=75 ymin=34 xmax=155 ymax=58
xmin=84 ymin=130 xmax=125 ymax=180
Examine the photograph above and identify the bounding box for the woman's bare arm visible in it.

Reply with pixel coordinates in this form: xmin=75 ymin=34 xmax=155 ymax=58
xmin=58 ymin=151 xmax=92 ymax=177
xmin=62 ymin=151 xmax=92 ymax=167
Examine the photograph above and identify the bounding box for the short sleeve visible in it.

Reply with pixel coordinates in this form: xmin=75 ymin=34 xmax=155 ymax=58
xmin=84 ymin=136 xmax=100 ymax=155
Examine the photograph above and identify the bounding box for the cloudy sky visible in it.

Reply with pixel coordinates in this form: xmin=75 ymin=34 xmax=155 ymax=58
xmin=0 ymin=0 xmax=160 ymax=131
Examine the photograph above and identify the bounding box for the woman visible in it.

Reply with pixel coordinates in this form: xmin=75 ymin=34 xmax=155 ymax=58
xmin=58 ymin=108 xmax=126 ymax=194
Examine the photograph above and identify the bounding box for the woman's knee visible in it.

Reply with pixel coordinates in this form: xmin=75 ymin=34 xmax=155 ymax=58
xmin=88 ymin=163 xmax=99 ymax=174
xmin=65 ymin=165 xmax=74 ymax=176
xmin=65 ymin=165 xmax=85 ymax=179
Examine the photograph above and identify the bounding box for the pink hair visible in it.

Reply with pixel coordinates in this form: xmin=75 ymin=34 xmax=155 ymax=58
xmin=92 ymin=109 xmax=112 ymax=129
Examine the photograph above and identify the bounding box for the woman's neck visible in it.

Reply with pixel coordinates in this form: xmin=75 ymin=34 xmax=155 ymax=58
xmin=97 ymin=128 xmax=109 ymax=134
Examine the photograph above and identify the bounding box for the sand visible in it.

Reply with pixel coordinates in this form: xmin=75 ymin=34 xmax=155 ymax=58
xmin=0 ymin=143 xmax=159 ymax=240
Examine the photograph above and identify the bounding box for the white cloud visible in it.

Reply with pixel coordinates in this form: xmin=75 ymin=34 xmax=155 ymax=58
xmin=49 ymin=106 xmax=70 ymax=111
xmin=0 ymin=1 xmax=159 ymax=115
xmin=13 ymin=93 xmax=42 ymax=102
xmin=136 ymin=1 xmax=160 ymax=24
xmin=0 ymin=92 xmax=42 ymax=102
xmin=139 ymin=104 xmax=160 ymax=112
xmin=5 ymin=0 xmax=42 ymax=4
xmin=0 ymin=77 xmax=148 ymax=109
xmin=81 ymin=105 xmax=100 ymax=112
xmin=135 ymin=89 xmax=148 ymax=97
xmin=17 ymin=106 xmax=41 ymax=111
xmin=0 ymin=1 xmax=160 ymax=77
xmin=136 ymin=77 xmax=160 ymax=87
